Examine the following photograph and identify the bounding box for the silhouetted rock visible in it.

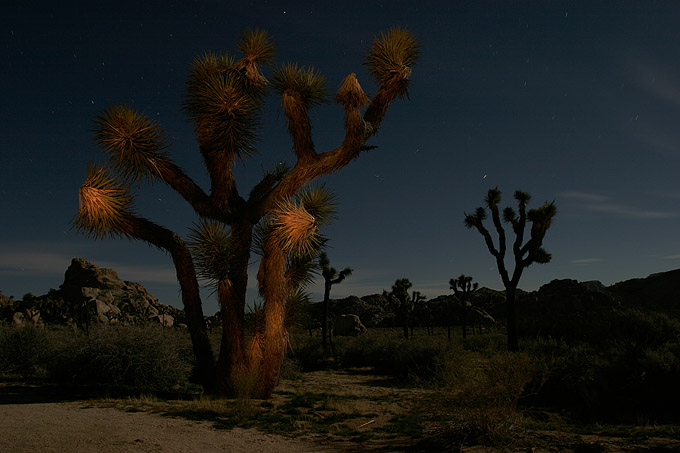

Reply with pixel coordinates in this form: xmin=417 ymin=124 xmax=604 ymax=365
xmin=334 ymin=314 xmax=367 ymax=336
xmin=609 ymin=269 xmax=680 ymax=315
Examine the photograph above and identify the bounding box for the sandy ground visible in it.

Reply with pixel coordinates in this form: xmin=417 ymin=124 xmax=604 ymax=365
xmin=0 ymin=401 xmax=335 ymax=453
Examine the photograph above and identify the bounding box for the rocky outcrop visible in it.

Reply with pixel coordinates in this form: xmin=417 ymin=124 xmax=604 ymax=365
xmin=334 ymin=314 xmax=367 ymax=336
xmin=0 ymin=258 xmax=183 ymax=328
xmin=609 ymin=269 xmax=680 ymax=315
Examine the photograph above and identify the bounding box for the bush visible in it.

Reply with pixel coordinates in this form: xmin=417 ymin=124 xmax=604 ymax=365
xmin=0 ymin=324 xmax=193 ymax=393
xmin=49 ymin=325 xmax=193 ymax=392
xmin=335 ymin=333 xmax=455 ymax=384
xmin=0 ymin=326 xmax=51 ymax=376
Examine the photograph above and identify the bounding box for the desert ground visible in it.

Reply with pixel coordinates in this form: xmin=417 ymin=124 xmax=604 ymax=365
xmin=3 ymin=370 xmax=680 ymax=452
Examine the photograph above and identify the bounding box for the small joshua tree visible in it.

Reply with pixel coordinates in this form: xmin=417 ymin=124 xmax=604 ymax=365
xmin=464 ymin=188 xmax=556 ymax=351
xmin=383 ymin=278 xmax=426 ymax=339
xmin=449 ymin=274 xmax=478 ymax=339
xmin=74 ymin=27 xmax=419 ymax=398
xmin=319 ymin=252 xmax=352 ymax=351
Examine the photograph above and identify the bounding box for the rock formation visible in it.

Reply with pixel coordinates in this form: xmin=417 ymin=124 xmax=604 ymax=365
xmin=334 ymin=314 xmax=367 ymax=336
xmin=1 ymin=258 xmax=183 ymax=328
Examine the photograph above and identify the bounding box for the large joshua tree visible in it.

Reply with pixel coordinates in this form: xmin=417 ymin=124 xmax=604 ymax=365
xmin=73 ymin=28 xmax=419 ymax=398
xmin=449 ymin=274 xmax=478 ymax=339
xmin=464 ymin=188 xmax=556 ymax=351
xmin=319 ymin=252 xmax=352 ymax=352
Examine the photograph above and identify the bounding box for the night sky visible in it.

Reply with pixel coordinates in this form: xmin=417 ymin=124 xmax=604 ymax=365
xmin=2 ymin=1 xmax=680 ymax=313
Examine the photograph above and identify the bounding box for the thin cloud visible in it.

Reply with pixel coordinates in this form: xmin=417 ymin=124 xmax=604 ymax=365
xmin=560 ymin=191 xmax=610 ymax=203
xmin=560 ymin=191 xmax=678 ymax=219
xmin=0 ymin=251 xmax=73 ymax=275
xmin=571 ymin=258 xmax=603 ymax=264
xmin=0 ymin=249 xmax=178 ymax=285
xmin=627 ymin=57 xmax=680 ymax=106
xmin=662 ymin=254 xmax=680 ymax=260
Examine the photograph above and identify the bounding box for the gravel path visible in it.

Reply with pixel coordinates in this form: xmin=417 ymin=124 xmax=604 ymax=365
xmin=0 ymin=401 xmax=334 ymax=453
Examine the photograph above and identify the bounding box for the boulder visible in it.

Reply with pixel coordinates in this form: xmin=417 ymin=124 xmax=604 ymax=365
xmin=334 ymin=314 xmax=367 ymax=336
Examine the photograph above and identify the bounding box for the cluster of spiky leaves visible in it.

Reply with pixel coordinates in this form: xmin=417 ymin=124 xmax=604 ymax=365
xmin=253 ymin=184 xmax=336 ymax=257
xmin=364 ymin=26 xmax=420 ymax=97
xmin=187 ymin=219 xmax=231 ymax=283
xmin=319 ymin=251 xmax=353 ymax=283
xmin=335 ymin=73 xmax=370 ymax=107
xmin=269 ymin=199 xmax=320 ymax=257
xmin=271 ymin=63 xmax=328 ymax=110
xmin=236 ymin=28 xmax=275 ymax=93
xmin=182 ymin=52 xmax=261 ymax=160
xmin=464 ymin=207 xmax=487 ymax=229
xmin=92 ymin=105 xmax=169 ymax=183
xmin=73 ymin=163 xmax=136 ymax=239
xmin=285 ymin=254 xmax=319 ymax=291
xmin=450 ymin=274 xmax=479 ymax=295
xmin=464 ymin=188 xmax=557 ymax=266
xmin=237 ymin=28 xmax=275 ymax=65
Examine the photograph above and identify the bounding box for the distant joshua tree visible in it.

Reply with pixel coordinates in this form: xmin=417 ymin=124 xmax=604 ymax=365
xmin=73 ymin=27 xmax=419 ymax=398
xmin=449 ymin=274 xmax=479 ymax=339
xmin=319 ymin=252 xmax=352 ymax=351
xmin=464 ymin=188 xmax=556 ymax=351
xmin=383 ymin=278 xmax=426 ymax=339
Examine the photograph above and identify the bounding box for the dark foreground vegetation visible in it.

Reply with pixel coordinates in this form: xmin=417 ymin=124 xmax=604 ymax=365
xmin=2 ymin=299 xmax=680 ymax=451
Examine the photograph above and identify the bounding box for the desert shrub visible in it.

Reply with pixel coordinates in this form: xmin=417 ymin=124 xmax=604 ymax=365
xmin=287 ymin=334 xmax=327 ymax=371
xmin=425 ymin=350 xmax=542 ymax=450
xmin=441 ymin=349 xmax=545 ymax=408
xmin=0 ymin=326 xmax=51 ymax=376
xmin=461 ymin=330 xmax=506 ymax=354
xmin=336 ymin=333 xmax=455 ymax=384
xmin=48 ymin=325 xmax=193 ymax=392
xmin=425 ymin=406 xmax=524 ymax=451
xmin=520 ymin=305 xmax=680 ymax=348
xmin=524 ymin=334 xmax=680 ymax=422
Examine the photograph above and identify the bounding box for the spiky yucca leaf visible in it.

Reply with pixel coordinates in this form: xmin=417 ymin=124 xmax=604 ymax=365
xmin=187 ymin=219 xmax=231 ymax=283
xmin=284 ymin=288 xmax=312 ymax=330
xmin=73 ymin=163 xmax=136 ymax=239
xmin=335 ymin=73 xmax=370 ymax=107
xmin=93 ymin=105 xmax=169 ymax=183
xmin=183 ymin=52 xmax=260 ymax=160
xmin=236 ymin=29 xmax=274 ymax=96
xmin=252 ymin=216 xmax=272 ymax=257
xmin=503 ymin=207 xmax=517 ymax=223
xmin=296 ymin=184 xmax=337 ymax=228
xmin=514 ymin=190 xmax=531 ymax=204
xmin=246 ymin=300 xmax=266 ymax=336
xmin=364 ymin=26 xmax=419 ymax=95
xmin=270 ymin=199 xmax=321 ymax=257
xmin=238 ymin=28 xmax=275 ymax=65
xmin=271 ymin=63 xmax=328 ymax=109
xmin=464 ymin=207 xmax=487 ymax=229
xmin=285 ymin=254 xmax=319 ymax=291
xmin=485 ymin=187 xmax=502 ymax=207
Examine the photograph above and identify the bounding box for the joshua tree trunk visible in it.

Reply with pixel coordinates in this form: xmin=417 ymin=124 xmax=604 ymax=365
xmin=253 ymin=243 xmax=288 ymax=399
xmin=322 ymin=282 xmax=331 ymax=351
xmin=462 ymin=305 xmax=468 ymax=339
xmin=505 ymin=285 xmax=519 ymax=352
